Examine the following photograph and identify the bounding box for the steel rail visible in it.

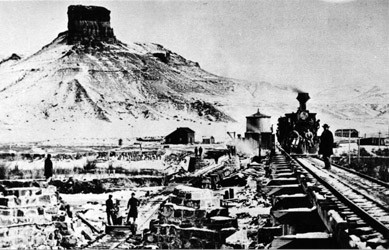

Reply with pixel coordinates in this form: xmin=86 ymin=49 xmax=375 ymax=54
xmin=278 ymin=146 xmax=389 ymax=239
xmin=311 ymin=155 xmax=389 ymax=189
xmin=304 ymin=157 xmax=389 ymax=214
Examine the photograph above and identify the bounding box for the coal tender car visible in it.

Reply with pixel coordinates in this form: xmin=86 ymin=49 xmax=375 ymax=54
xmin=277 ymin=93 xmax=320 ymax=154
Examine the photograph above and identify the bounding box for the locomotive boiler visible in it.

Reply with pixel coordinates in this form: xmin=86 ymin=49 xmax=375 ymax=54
xmin=277 ymin=93 xmax=320 ymax=154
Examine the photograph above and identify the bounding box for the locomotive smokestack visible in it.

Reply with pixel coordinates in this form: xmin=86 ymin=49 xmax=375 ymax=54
xmin=296 ymin=92 xmax=310 ymax=111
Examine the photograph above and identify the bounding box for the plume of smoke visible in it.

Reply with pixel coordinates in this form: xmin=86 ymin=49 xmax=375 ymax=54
xmin=246 ymin=123 xmax=263 ymax=134
xmin=246 ymin=120 xmax=272 ymax=134
xmin=291 ymin=87 xmax=305 ymax=93
xmin=233 ymin=138 xmax=257 ymax=156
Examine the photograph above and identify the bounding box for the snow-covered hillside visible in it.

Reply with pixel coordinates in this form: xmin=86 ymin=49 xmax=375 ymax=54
xmin=0 ymin=29 xmax=296 ymax=143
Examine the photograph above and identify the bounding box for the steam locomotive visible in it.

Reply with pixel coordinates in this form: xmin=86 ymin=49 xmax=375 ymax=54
xmin=277 ymin=93 xmax=320 ymax=154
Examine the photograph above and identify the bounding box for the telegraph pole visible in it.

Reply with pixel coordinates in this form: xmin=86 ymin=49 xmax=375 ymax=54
xmin=348 ymin=130 xmax=351 ymax=165
xmin=357 ymin=137 xmax=360 ymax=163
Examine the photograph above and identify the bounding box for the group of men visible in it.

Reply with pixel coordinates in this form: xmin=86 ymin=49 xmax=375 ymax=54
xmin=194 ymin=146 xmax=203 ymax=158
xmin=106 ymin=193 xmax=140 ymax=226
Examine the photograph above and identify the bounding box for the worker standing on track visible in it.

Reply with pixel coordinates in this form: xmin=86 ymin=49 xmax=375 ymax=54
xmin=319 ymin=124 xmax=334 ymax=170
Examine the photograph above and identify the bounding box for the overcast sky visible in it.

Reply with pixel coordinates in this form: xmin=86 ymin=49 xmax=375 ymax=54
xmin=1 ymin=0 xmax=388 ymax=92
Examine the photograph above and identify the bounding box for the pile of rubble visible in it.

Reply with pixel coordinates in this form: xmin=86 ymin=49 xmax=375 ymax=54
xmin=218 ymin=163 xmax=273 ymax=248
xmin=0 ymin=180 xmax=97 ymax=249
xmin=143 ymin=185 xmax=238 ymax=249
xmin=0 ymin=149 xmax=277 ymax=249
xmin=0 ymin=181 xmax=55 ymax=248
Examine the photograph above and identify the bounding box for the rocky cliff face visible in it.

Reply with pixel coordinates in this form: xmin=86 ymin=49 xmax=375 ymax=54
xmin=67 ymin=5 xmax=116 ymax=45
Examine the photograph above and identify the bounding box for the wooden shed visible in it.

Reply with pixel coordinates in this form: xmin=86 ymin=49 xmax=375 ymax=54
xmin=165 ymin=127 xmax=195 ymax=144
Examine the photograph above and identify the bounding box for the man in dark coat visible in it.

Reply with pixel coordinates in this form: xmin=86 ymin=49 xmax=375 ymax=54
xmin=44 ymin=154 xmax=53 ymax=180
xmin=126 ymin=193 xmax=140 ymax=224
xmin=319 ymin=124 xmax=334 ymax=169
xmin=106 ymin=195 xmax=114 ymax=225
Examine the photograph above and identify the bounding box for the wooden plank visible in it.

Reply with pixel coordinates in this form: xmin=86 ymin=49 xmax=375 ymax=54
xmin=77 ymin=212 xmax=102 ymax=233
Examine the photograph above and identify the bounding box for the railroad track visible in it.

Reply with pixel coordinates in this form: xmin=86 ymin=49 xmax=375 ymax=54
xmin=291 ymin=153 xmax=389 ymax=241
xmin=309 ymin=157 xmax=389 ymax=206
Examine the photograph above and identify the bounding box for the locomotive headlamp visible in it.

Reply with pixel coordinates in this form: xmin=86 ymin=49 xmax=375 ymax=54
xmin=299 ymin=111 xmax=308 ymax=120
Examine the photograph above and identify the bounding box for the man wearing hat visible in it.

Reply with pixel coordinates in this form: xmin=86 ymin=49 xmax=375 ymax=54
xmin=319 ymin=124 xmax=334 ymax=169
xmin=106 ymin=194 xmax=114 ymax=225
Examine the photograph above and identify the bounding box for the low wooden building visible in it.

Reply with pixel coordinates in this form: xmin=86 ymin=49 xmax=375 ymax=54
xmin=202 ymin=136 xmax=215 ymax=144
xmin=165 ymin=127 xmax=195 ymax=144
xmin=335 ymin=129 xmax=359 ymax=138
xmin=359 ymin=137 xmax=389 ymax=146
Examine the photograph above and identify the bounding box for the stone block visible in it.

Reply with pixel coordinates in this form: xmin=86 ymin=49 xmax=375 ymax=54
xmin=38 ymin=194 xmax=52 ymax=204
xmin=206 ymin=207 xmax=228 ymax=218
xmin=60 ymin=235 xmax=78 ymax=248
xmin=16 ymin=209 xmax=24 ymax=217
xmin=158 ymin=241 xmax=169 ymax=249
xmin=180 ymin=228 xmax=192 ymax=240
xmin=160 ymin=204 xmax=174 ymax=218
xmin=0 ymin=197 xmax=11 ymax=207
xmin=183 ymin=209 xmax=195 ymax=218
xmin=0 ymin=196 xmax=17 ymax=207
xmin=208 ymin=216 xmax=237 ymax=230
xmin=258 ymin=226 xmax=282 ymax=243
xmin=169 ymin=196 xmax=183 ymax=206
xmin=167 ymin=225 xmax=177 ymax=236
xmin=195 ymin=209 xmax=206 ymax=219
xmin=43 ymin=185 xmax=57 ymax=194
xmin=159 ymin=225 xmax=167 ymax=235
xmin=188 ymin=236 xmax=203 ymax=248
xmin=184 ymin=199 xmax=200 ymax=209
xmin=45 ymin=205 xmax=59 ymax=215
xmin=173 ymin=209 xmax=182 ymax=218
xmin=220 ymin=227 xmax=237 ymax=242
xmin=166 ymin=216 xmax=181 ymax=225
xmin=180 ymin=219 xmax=195 ymax=228
xmin=185 ymin=193 xmax=192 ymax=200
xmin=20 ymin=196 xmax=37 ymax=206
xmin=0 ymin=208 xmax=13 ymax=216
xmin=158 ymin=235 xmax=165 ymax=243
xmin=0 ymin=228 xmax=8 ymax=237
xmin=25 ymin=208 xmax=39 ymax=217
xmin=194 ymin=219 xmax=205 ymax=228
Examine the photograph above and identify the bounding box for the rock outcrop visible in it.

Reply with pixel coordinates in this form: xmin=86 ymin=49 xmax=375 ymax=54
xmin=0 ymin=53 xmax=21 ymax=65
xmin=67 ymin=5 xmax=116 ymax=45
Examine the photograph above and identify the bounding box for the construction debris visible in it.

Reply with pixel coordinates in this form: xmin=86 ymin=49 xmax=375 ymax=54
xmin=0 ymin=145 xmax=276 ymax=249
